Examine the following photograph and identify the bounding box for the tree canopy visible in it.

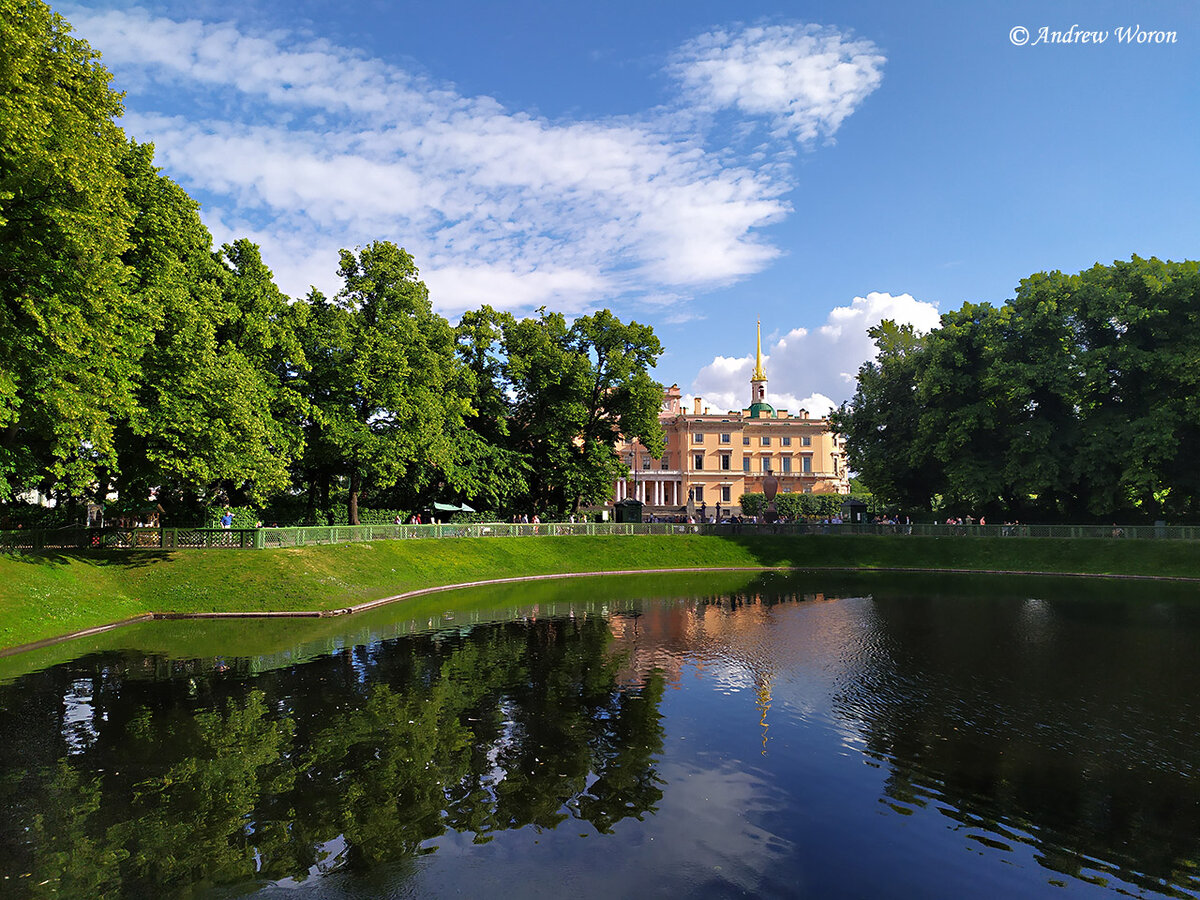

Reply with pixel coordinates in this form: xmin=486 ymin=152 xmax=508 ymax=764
xmin=0 ymin=0 xmax=666 ymax=526
xmin=450 ymin=306 xmax=664 ymax=517
xmin=0 ymin=0 xmax=137 ymax=498
xmin=835 ymin=256 xmax=1200 ymax=521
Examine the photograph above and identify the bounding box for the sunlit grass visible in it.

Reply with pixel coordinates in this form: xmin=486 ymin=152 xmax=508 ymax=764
xmin=1 ymin=533 xmax=1196 ymax=652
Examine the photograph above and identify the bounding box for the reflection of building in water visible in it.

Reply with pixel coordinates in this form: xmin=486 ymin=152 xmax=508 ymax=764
xmin=607 ymin=588 xmax=846 ymax=752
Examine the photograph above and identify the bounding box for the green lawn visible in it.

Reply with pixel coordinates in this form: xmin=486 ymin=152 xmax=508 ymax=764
xmin=2 ymin=533 xmax=1198 ymax=653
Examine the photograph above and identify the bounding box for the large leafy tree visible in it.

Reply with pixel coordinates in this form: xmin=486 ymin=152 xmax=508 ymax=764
xmin=833 ymin=320 xmax=941 ymax=511
xmin=0 ymin=0 xmax=138 ymax=499
xmin=114 ymin=146 xmax=303 ymax=513
xmin=459 ymin=307 xmax=665 ymax=517
xmin=300 ymin=242 xmax=470 ymax=525
xmin=839 ymin=256 xmax=1200 ymax=521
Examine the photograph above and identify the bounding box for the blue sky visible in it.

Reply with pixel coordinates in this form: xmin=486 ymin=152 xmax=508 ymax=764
xmin=64 ymin=0 xmax=1200 ymax=415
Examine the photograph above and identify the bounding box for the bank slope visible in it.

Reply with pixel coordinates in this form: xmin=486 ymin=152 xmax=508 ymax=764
xmin=2 ymin=534 xmax=1199 ymax=651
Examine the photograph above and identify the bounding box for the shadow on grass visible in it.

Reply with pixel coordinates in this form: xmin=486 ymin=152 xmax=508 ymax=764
xmin=703 ymin=531 xmax=1200 ymax=587
xmin=1 ymin=548 xmax=176 ymax=569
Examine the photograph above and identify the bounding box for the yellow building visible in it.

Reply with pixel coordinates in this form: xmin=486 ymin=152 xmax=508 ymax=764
xmin=613 ymin=322 xmax=849 ymax=518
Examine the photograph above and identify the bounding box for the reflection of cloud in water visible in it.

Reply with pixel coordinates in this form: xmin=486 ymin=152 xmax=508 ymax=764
xmin=62 ymin=677 xmax=100 ymax=754
xmin=394 ymin=760 xmax=793 ymax=898
xmin=1017 ymin=596 xmax=1055 ymax=644
xmin=639 ymin=759 xmax=794 ymax=893
xmin=694 ymin=654 xmax=755 ymax=694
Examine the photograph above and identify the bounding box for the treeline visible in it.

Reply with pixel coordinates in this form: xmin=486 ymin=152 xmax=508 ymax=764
xmin=834 ymin=256 xmax=1200 ymax=522
xmin=0 ymin=1 xmax=664 ymax=526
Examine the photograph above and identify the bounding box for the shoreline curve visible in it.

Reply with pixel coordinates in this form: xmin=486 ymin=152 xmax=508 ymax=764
xmin=3 ymin=564 xmax=1198 ymax=660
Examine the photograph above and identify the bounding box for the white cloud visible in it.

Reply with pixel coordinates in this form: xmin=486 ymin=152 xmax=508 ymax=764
xmin=66 ymin=7 xmax=884 ymax=312
xmin=689 ymin=292 xmax=941 ymax=415
xmin=670 ymin=24 xmax=886 ymax=142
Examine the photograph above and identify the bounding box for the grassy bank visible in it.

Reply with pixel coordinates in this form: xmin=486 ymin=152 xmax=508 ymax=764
xmin=2 ymin=533 xmax=1199 ymax=652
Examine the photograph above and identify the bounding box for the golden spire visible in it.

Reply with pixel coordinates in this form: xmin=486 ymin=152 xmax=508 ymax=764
xmin=752 ymin=319 xmax=767 ymax=381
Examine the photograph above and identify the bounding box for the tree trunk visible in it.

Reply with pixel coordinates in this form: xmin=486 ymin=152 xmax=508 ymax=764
xmin=348 ymin=467 xmax=361 ymax=526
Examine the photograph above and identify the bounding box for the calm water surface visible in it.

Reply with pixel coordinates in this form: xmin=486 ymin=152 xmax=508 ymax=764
xmin=2 ymin=571 xmax=1199 ymax=898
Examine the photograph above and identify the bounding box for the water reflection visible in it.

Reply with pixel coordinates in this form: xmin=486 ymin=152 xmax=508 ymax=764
xmin=1 ymin=573 xmax=1199 ymax=898
xmin=0 ymin=616 xmax=665 ymax=898
xmin=835 ymin=589 xmax=1200 ymax=896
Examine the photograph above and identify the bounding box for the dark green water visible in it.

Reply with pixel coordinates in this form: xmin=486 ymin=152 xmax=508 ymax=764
xmin=2 ymin=571 xmax=1199 ymax=898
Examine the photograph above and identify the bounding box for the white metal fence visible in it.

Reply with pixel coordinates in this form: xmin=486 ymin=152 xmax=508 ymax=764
xmin=1 ymin=520 xmax=1197 ymax=551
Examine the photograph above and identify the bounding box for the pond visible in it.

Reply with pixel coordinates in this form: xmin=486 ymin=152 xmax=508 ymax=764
xmin=1 ymin=570 xmax=1199 ymax=898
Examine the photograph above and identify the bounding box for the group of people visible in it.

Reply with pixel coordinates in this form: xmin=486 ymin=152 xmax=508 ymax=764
xmin=944 ymin=515 xmax=985 ymax=526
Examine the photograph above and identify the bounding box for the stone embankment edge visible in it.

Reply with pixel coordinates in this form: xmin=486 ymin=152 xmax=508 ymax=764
xmin=4 ymin=564 xmax=1198 ymax=659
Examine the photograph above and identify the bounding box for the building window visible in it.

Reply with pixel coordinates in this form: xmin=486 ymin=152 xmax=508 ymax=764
xmin=742 ymin=457 xmax=750 ymax=473
xmin=782 ymin=457 xmax=792 ymax=473
xmin=782 ymin=436 xmax=791 ymax=446
xmin=742 ymin=436 xmax=751 ymax=445
xmin=801 ymin=436 xmax=812 ymax=446
xmin=720 ymin=433 xmax=731 ymax=444
xmin=803 ymin=486 xmax=813 ymax=494
xmin=694 ymin=454 xmax=704 ymax=469
xmin=721 ymin=486 xmax=731 ymax=502
xmin=693 ymin=433 xmax=705 ymax=444
xmin=762 ymin=459 xmax=772 ymax=473
xmin=761 ymin=436 xmax=771 ymax=446
xmin=642 ymin=458 xmax=651 ymax=470
xmin=661 ymin=457 xmax=670 ymax=470
xmin=694 ymin=486 xmax=704 ymax=503
xmin=833 ymin=456 xmax=838 ymax=475
xmin=802 ymin=455 xmax=812 ymax=473
xmin=721 ymin=454 xmax=731 ymax=470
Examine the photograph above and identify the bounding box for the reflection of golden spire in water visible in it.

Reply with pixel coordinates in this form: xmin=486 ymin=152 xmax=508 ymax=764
xmin=755 ymin=671 xmax=773 ymax=755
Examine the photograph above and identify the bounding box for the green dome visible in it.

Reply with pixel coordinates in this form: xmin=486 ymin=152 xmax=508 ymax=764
xmin=748 ymin=401 xmax=774 ymax=418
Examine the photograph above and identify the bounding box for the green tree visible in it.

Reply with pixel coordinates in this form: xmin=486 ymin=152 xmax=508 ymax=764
xmin=114 ymin=146 xmax=301 ymax=514
xmin=0 ymin=0 xmax=138 ymax=500
xmin=501 ymin=309 xmax=665 ymax=516
xmin=447 ymin=306 xmax=665 ymax=518
xmin=838 ymin=257 xmax=1200 ymax=521
xmin=300 ymin=242 xmax=470 ymax=525
xmin=833 ymin=321 xmax=942 ymax=510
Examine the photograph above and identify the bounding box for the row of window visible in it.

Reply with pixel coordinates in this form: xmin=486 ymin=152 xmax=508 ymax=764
xmin=691 ymin=454 xmax=815 ymax=473
xmin=694 ymin=433 xmax=811 ymax=447
xmin=690 ymin=485 xmax=732 ymax=503
xmin=631 ymin=452 xmax=836 ymax=476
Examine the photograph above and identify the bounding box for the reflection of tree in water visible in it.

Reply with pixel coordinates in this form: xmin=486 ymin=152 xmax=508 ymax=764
xmin=832 ymin=594 xmax=1200 ymax=896
xmin=0 ymin=616 xmax=666 ymax=898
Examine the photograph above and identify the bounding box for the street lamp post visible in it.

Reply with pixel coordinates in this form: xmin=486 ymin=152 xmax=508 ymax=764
xmin=626 ymin=438 xmax=641 ymax=505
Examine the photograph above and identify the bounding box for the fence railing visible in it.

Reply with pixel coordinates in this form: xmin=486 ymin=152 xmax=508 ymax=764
xmin=0 ymin=521 xmax=1197 ymax=552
